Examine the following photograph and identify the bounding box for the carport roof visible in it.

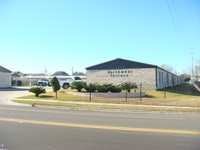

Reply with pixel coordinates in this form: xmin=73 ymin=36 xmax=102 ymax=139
xmin=86 ymin=58 xmax=157 ymax=70
xmin=0 ymin=66 xmax=12 ymax=73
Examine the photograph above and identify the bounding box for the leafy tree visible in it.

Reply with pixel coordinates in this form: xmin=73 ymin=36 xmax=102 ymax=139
xmin=51 ymin=77 xmax=60 ymax=99
xmin=29 ymin=86 xmax=46 ymax=97
xmin=12 ymin=80 xmax=22 ymax=86
xmin=71 ymin=81 xmax=86 ymax=92
xmin=52 ymin=71 xmax=69 ymax=76
xmin=12 ymin=71 xmax=23 ymax=76
xmin=194 ymin=65 xmax=200 ymax=81
xmin=72 ymin=72 xmax=85 ymax=76
xmin=121 ymin=82 xmax=137 ymax=93
xmin=179 ymin=74 xmax=191 ymax=82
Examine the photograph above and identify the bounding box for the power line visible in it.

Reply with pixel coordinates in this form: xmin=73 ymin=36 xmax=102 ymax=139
xmin=191 ymin=48 xmax=194 ymax=80
xmin=198 ymin=8 xmax=200 ymax=41
xmin=172 ymin=0 xmax=185 ymax=44
xmin=166 ymin=0 xmax=183 ymax=47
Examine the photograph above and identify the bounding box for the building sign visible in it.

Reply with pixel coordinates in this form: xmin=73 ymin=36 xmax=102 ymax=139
xmin=108 ymin=69 xmax=133 ymax=77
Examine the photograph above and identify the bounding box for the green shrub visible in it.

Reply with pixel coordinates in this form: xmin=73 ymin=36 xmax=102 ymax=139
xmin=96 ymin=84 xmax=112 ymax=93
xmin=121 ymin=82 xmax=137 ymax=93
xmin=12 ymin=80 xmax=22 ymax=86
xmin=29 ymin=86 xmax=46 ymax=97
xmin=84 ymin=83 xmax=97 ymax=92
xmin=109 ymin=85 xmax=122 ymax=93
xmin=71 ymin=81 xmax=86 ymax=92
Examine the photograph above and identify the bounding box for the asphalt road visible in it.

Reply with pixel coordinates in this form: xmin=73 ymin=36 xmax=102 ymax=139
xmin=0 ymin=105 xmax=199 ymax=150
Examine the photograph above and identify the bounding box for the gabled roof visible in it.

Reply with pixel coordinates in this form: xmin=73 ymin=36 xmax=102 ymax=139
xmin=0 ymin=66 xmax=12 ymax=73
xmin=86 ymin=58 xmax=157 ymax=70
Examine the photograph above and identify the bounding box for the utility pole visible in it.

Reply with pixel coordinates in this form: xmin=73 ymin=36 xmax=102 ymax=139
xmin=191 ymin=48 xmax=194 ymax=82
xmin=45 ymin=66 xmax=47 ymax=76
xmin=72 ymin=66 xmax=74 ymax=76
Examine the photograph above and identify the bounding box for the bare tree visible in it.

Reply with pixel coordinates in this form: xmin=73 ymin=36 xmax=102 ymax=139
xmin=194 ymin=60 xmax=200 ymax=80
xmin=160 ymin=64 xmax=177 ymax=74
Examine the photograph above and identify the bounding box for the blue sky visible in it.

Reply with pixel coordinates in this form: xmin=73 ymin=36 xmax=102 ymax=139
xmin=0 ymin=0 xmax=200 ymax=75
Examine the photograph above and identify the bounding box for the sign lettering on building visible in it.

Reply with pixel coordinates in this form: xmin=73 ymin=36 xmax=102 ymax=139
xmin=108 ymin=69 xmax=133 ymax=77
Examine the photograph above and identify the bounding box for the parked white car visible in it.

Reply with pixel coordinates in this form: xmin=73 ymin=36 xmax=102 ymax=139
xmin=37 ymin=76 xmax=85 ymax=89
xmin=57 ymin=76 xmax=82 ymax=89
xmin=37 ymin=78 xmax=50 ymax=86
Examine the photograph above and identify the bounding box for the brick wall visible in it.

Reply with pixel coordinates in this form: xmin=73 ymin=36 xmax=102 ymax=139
xmin=86 ymin=68 xmax=157 ymax=90
xmin=0 ymin=72 xmax=11 ymax=88
xmin=156 ymin=68 xmax=184 ymax=89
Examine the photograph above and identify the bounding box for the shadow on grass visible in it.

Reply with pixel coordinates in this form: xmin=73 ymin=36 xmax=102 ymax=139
xmin=159 ymin=83 xmax=200 ymax=96
xmin=0 ymin=87 xmax=29 ymax=92
xmin=144 ymin=94 xmax=156 ymax=98
xmin=39 ymin=95 xmax=54 ymax=99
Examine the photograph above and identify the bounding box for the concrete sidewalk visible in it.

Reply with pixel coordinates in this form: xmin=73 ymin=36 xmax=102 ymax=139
xmin=0 ymin=86 xmax=52 ymax=106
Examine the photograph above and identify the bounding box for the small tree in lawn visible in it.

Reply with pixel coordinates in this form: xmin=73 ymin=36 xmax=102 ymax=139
xmin=51 ymin=77 xmax=60 ymax=99
xmin=29 ymin=86 xmax=46 ymax=97
xmin=71 ymin=81 xmax=86 ymax=92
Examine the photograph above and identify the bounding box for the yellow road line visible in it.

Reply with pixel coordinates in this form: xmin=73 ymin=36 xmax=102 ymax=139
xmin=0 ymin=118 xmax=199 ymax=135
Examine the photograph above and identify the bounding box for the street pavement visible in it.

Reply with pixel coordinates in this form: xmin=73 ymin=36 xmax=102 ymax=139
xmin=0 ymin=105 xmax=199 ymax=150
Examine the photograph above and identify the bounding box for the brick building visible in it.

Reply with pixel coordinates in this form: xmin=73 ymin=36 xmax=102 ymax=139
xmin=0 ymin=66 xmax=12 ymax=88
xmin=86 ymin=58 xmax=183 ymax=90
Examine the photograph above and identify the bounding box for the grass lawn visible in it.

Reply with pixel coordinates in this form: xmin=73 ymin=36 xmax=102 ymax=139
xmin=17 ymin=83 xmax=200 ymax=107
xmin=12 ymin=99 xmax=200 ymax=112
